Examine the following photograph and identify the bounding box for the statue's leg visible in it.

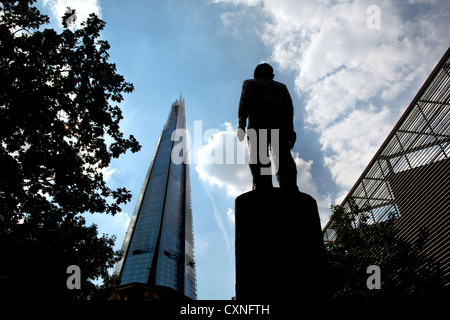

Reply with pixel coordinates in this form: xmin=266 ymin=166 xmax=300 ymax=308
xmin=271 ymin=137 xmax=298 ymax=190
xmin=248 ymin=130 xmax=272 ymax=190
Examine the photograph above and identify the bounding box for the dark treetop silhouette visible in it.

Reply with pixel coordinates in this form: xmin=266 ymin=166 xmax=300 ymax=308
xmin=237 ymin=63 xmax=298 ymax=190
xmin=0 ymin=2 xmax=140 ymax=300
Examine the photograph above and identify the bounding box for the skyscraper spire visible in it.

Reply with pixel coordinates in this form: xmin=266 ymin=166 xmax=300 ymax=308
xmin=114 ymin=97 xmax=196 ymax=299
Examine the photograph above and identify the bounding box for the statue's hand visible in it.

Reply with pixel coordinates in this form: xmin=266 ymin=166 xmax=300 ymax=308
xmin=237 ymin=128 xmax=246 ymax=142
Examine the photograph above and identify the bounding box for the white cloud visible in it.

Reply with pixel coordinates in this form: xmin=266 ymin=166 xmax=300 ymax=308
xmin=216 ymin=0 xmax=450 ymax=192
xmin=102 ymin=166 xmax=117 ymax=183
xmin=319 ymin=105 xmax=392 ymax=188
xmin=116 ymin=211 xmax=132 ymax=233
xmin=213 ymin=0 xmax=261 ymax=6
xmin=43 ymin=0 xmax=101 ymax=26
xmin=226 ymin=208 xmax=235 ymax=223
xmin=293 ymin=153 xmax=332 ymax=227
xmin=195 ymin=123 xmax=332 ymax=226
xmin=195 ymin=123 xmax=252 ymax=197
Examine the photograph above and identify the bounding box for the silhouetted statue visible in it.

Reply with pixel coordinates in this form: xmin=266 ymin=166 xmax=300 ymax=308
xmin=237 ymin=63 xmax=298 ymax=190
xmin=235 ymin=65 xmax=330 ymax=307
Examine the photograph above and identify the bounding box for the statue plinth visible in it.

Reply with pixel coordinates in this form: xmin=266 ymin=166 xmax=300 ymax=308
xmin=235 ymin=188 xmax=329 ymax=302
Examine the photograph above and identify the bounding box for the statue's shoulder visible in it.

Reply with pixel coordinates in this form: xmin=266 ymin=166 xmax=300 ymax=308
xmin=271 ymin=80 xmax=287 ymax=89
xmin=241 ymin=79 xmax=257 ymax=93
xmin=242 ymin=79 xmax=287 ymax=91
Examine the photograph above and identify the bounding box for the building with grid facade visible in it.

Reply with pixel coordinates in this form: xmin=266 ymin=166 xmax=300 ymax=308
xmin=323 ymin=47 xmax=450 ymax=288
xmin=114 ymin=96 xmax=196 ymax=300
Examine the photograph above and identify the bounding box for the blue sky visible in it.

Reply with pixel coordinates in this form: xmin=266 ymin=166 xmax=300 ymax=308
xmin=37 ymin=0 xmax=449 ymax=300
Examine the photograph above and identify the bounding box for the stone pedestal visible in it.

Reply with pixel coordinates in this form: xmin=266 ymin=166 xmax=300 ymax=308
xmin=235 ymin=188 xmax=329 ymax=302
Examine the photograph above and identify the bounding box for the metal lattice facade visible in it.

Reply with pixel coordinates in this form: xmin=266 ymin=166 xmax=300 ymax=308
xmin=323 ymin=47 xmax=450 ymax=286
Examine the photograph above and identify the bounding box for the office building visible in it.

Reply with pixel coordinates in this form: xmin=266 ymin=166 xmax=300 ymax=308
xmin=323 ymin=48 xmax=450 ymax=288
xmin=113 ymin=96 xmax=196 ymax=299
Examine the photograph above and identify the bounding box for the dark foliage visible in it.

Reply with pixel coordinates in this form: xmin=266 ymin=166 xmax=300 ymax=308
xmin=0 ymin=0 xmax=140 ymax=300
xmin=325 ymin=199 xmax=448 ymax=300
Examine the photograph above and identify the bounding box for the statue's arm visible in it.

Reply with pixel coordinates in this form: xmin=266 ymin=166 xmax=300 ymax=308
xmin=238 ymin=80 xmax=251 ymax=130
xmin=284 ymin=85 xmax=296 ymax=148
xmin=282 ymin=85 xmax=293 ymax=132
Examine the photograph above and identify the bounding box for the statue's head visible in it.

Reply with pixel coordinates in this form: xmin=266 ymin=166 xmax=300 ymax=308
xmin=254 ymin=63 xmax=274 ymax=80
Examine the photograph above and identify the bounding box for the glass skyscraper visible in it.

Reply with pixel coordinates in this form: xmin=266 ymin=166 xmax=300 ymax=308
xmin=114 ymin=96 xmax=196 ymax=299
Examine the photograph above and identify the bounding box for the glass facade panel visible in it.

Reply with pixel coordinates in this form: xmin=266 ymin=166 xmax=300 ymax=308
xmin=115 ymin=97 xmax=197 ymax=299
